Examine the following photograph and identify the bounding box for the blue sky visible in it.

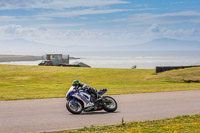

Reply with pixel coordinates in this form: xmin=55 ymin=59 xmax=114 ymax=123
xmin=0 ymin=0 xmax=200 ymax=50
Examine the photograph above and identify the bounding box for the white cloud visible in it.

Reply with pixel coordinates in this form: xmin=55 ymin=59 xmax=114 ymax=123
xmin=173 ymin=1 xmax=184 ymax=4
xmin=36 ymin=8 xmax=133 ymax=18
xmin=31 ymin=23 xmax=84 ymax=28
xmin=0 ymin=16 xmax=29 ymax=21
xmin=0 ymin=8 xmax=133 ymax=22
xmin=80 ymin=17 xmax=88 ymax=20
xmin=146 ymin=24 xmax=200 ymax=41
xmin=0 ymin=24 xmax=200 ymax=50
xmin=0 ymin=24 xmax=145 ymax=47
xmin=134 ymin=4 xmax=148 ymax=8
xmin=148 ymin=24 xmax=161 ymax=33
xmin=0 ymin=25 xmax=47 ymax=40
xmin=109 ymin=11 xmax=200 ymax=24
xmin=0 ymin=0 xmax=129 ymax=10
xmin=154 ymin=11 xmax=200 ymax=23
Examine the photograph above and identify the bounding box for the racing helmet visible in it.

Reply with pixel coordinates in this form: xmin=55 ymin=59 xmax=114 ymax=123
xmin=72 ymin=80 xmax=80 ymax=86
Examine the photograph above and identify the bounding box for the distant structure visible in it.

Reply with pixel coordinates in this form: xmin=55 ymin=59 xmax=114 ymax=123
xmin=38 ymin=54 xmax=91 ymax=68
xmin=71 ymin=61 xmax=91 ymax=68
xmin=39 ymin=54 xmax=69 ymax=66
xmin=131 ymin=65 xmax=137 ymax=69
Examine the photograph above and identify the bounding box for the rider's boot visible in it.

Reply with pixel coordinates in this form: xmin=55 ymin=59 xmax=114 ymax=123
xmin=97 ymin=94 xmax=102 ymax=101
xmin=93 ymin=93 xmax=102 ymax=103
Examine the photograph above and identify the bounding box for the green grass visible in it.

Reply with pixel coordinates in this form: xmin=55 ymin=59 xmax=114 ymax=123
xmin=0 ymin=65 xmax=200 ymax=101
xmin=53 ymin=114 xmax=200 ymax=133
xmin=0 ymin=55 xmax=41 ymax=62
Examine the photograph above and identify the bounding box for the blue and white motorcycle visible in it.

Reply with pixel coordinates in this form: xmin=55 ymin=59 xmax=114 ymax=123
xmin=66 ymin=86 xmax=117 ymax=114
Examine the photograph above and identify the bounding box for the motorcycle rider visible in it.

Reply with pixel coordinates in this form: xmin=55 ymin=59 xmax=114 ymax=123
xmin=72 ymin=80 xmax=101 ymax=103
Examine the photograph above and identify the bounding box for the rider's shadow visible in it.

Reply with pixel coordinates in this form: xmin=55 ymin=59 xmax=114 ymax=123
xmin=79 ymin=111 xmax=119 ymax=115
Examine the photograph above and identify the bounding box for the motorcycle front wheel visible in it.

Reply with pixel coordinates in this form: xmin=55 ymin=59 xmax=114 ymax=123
xmin=66 ymin=99 xmax=83 ymax=114
xmin=103 ymin=96 xmax=117 ymax=112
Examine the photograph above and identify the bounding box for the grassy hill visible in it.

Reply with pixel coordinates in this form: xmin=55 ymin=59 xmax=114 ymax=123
xmin=0 ymin=55 xmax=41 ymax=62
xmin=0 ymin=65 xmax=200 ymax=101
xmin=146 ymin=67 xmax=200 ymax=83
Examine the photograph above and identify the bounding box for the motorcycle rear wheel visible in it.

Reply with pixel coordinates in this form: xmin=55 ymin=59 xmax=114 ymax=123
xmin=66 ymin=99 xmax=83 ymax=114
xmin=103 ymin=96 xmax=117 ymax=112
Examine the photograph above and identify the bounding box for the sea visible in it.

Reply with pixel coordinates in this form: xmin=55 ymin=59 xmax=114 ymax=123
xmin=0 ymin=51 xmax=200 ymax=69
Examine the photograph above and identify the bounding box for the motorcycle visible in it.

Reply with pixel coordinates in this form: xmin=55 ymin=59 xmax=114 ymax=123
xmin=66 ymin=86 xmax=117 ymax=114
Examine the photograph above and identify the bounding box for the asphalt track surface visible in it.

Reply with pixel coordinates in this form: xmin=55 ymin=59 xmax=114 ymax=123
xmin=0 ymin=90 xmax=200 ymax=133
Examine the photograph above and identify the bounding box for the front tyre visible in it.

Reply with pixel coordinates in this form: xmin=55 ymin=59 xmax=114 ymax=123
xmin=66 ymin=99 xmax=83 ymax=114
xmin=103 ymin=96 xmax=117 ymax=112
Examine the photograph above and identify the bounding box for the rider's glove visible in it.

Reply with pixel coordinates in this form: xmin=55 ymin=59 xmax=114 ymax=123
xmin=78 ymin=87 xmax=82 ymax=90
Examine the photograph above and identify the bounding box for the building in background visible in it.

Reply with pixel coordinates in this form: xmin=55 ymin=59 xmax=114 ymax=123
xmin=39 ymin=54 xmax=69 ymax=66
xmin=38 ymin=54 xmax=90 ymax=68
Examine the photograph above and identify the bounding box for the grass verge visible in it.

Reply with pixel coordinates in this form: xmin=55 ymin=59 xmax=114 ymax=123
xmin=0 ymin=65 xmax=200 ymax=101
xmin=51 ymin=114 xmax=200 ymax=133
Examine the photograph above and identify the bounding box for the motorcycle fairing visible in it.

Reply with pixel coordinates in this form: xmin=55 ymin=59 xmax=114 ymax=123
xmin=71 ymin=92 xmax=94 ymax=108
xmin=66 ymin=86 xmax=77 ymax=99
xmin=98 ymin=88 xmax=107 ymax=95
xmin=66 ymin=86 xmax=107 ymax=109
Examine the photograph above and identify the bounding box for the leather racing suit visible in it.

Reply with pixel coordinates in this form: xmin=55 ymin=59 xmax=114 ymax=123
xmin=78 ymin=83 xmax=99 ymax=99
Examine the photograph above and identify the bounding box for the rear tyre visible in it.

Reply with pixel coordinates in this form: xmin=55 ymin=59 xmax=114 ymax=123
xmin=103 ymin=96 xmax=117 ymax=112
xmin=66 ymin=99 xmax=83 ymax=114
